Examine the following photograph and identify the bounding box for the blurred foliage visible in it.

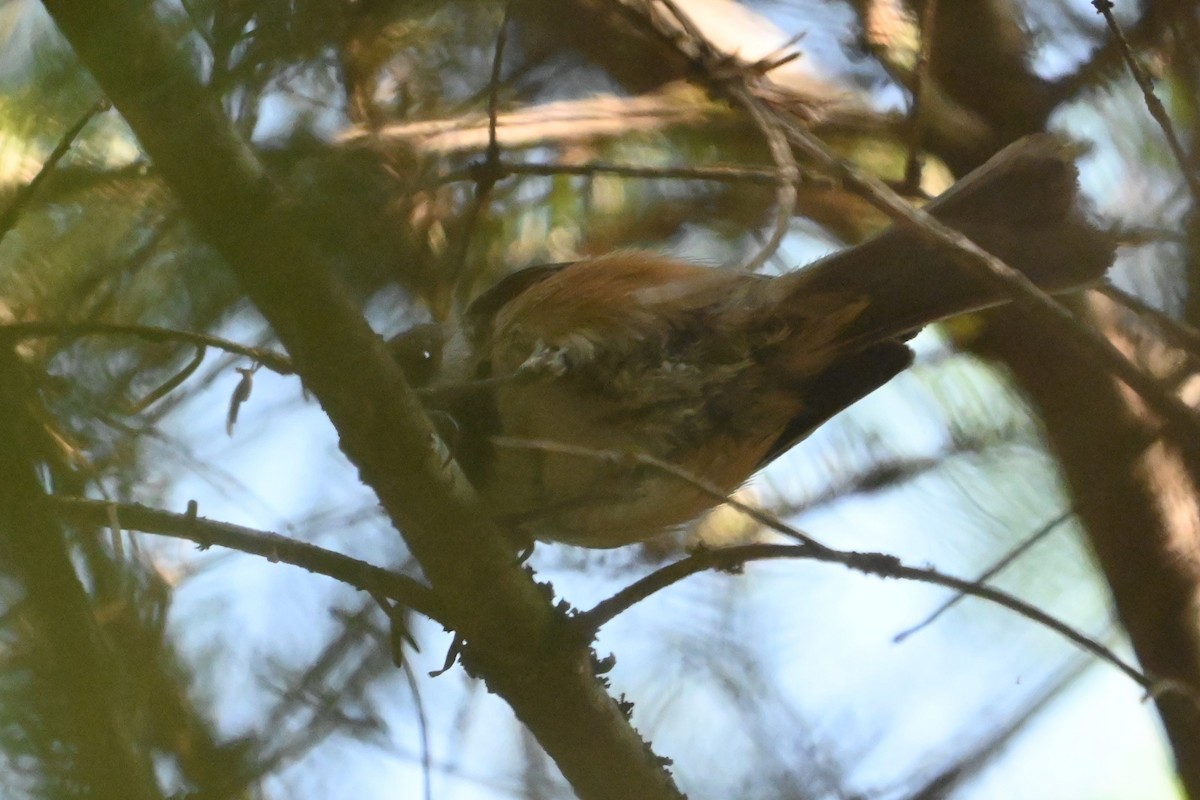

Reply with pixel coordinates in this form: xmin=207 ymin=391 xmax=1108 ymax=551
xmin=0 ymin=0 xmax=1193 ymax=798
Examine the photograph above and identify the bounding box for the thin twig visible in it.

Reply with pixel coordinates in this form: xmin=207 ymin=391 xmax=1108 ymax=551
xmin=451 ymin=5 xmax=512 ymax=296
xmin=616 ymin=0 xmax=1200 ymax=446
xmin=769 ymin=440 xmax=997 ymax=519
xmin=748 ymin=31 xmax=807 ymax=76
xmin=576 ymin=542 xmax=1152 ymax=691
xmin=342 ymin=89 xmax=712 ymax=153
xmin=126 ymin=343 xmax=207 ymax=413
xmin=0 ymin=321 xmax=295 ymax=375
xmin=401 ymin=656 xmax=435 ymax=800
xmin=49 ymin=497 xmax=448 ymax=625
xmin=1092 ymin=0 xmax=1200 ymax=206
xmin=242 ymin=613 xmax=395 ymax=793
xmin=654 ymin=0 xmax=797 ymax=272
xmin=775 ymin=114 xmax=1200 ymax=441
xmin=0 ymin=98 xmax=110 ymax=244
xmin=493 ymin=436 xmax=1155 ymax=693
xmin=230 ymin=602 xmax=395 ymax=794
xmin=733 ymin=89 xmax=800 ymax=273
xmin=892 ymin=509 xmax=1074 ymax=642
xmin=485 ymin=5 xmax=511 ymax=169
xmin=441 ymin=158 xmax=821 ymax=187
xmin=263 ymin=601 xmax=380 ymax=735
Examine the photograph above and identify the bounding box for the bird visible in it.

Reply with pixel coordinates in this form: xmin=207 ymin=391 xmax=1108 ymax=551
xmin=389 ymin=135 xmax=1114 ymax=548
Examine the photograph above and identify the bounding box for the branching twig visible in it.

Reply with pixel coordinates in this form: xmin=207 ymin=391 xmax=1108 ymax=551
xmin=0 ymin=99 xmax=110 ymax=243
xmin=892 ymin=510 xmax=1075 ymax=642
xmin=615 ymin=0 xmax=1200 ymax=445
xmin=654 ymin=0 xmax=797 ymax=272
xmin=494 ymin=436 xmax=1156 ymax=693
xmin=0 ymin=321 xmax=294 ymax=375
xmin=576 ymin=542 xmax=1152 ymax=690
xmin=733 ymin=91 xmax=799 ymax=272
xmin=126 ymin=344 xmax=207 ymax=413
xmin=228 ymin=602 xmax=396 ymax=795
xmin=43 ymin=2 xmax=687 ymax=794
xmin=1092 ymin=0 xmax=1200 ymax=206
xmin=775 ymin=122 xmax=1200 ymax=440
xmin=451 ymin=5 xmax=512 ymax=296
xmin=49 ymin=497 xmax=448 ymax=625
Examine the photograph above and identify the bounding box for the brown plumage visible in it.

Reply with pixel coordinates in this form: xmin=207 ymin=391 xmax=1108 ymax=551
xmin=390 ymin=135 xmax=1115 ymax=547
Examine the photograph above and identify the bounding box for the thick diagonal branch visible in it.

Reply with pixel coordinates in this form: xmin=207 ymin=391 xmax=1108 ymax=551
xmin=39 ymin=2 xmax=682 ymax=798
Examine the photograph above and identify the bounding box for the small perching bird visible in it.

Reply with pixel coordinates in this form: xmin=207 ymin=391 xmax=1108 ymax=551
xmin=389 ymin=135 xmax=1114 ymax=548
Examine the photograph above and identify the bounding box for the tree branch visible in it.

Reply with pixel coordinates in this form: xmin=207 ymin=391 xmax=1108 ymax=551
xmin=1092 ymin=0 xmax=1200 ymax=206
xmin=0 ymin=321 xmax=295 ymax=375
xmin=50 ymin=497 xmax=448 ymax=625
xmin=494 ymin=438 xmax=1153 ymax=693
xmin=39 ymin=3 xmax=683 ymax=798
xmin=617 ymin=0 xmax=1200 ymax=445
xmin=0 ymin=98 xmax=109 ymax=243
xmin=577 ymin=542 xmax=1154 ymax=692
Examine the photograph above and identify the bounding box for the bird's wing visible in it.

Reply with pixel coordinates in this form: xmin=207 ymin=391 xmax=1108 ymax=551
xmin=472 ymin=253 xmax=747 ymax=379
xmin=757 ymin=340 xmax=913 ymax=469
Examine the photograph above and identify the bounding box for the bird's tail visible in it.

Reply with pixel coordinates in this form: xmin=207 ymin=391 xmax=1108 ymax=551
xmin=767 ymin=134 xmax=1115 ymax=353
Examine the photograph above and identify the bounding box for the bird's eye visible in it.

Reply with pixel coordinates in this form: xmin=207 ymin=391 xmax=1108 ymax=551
xmin=387 ymin=324 xmax=444 ymax=388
